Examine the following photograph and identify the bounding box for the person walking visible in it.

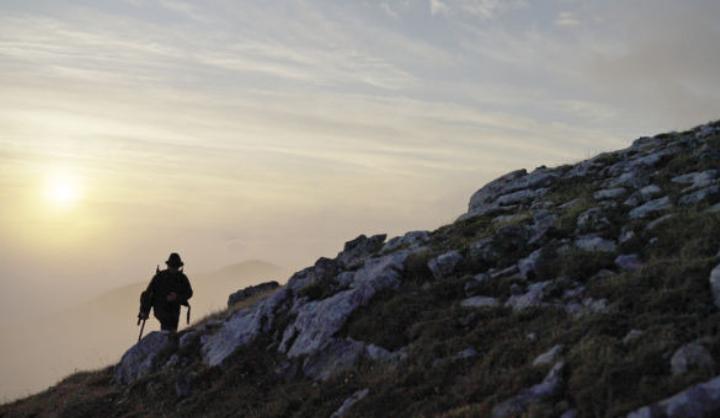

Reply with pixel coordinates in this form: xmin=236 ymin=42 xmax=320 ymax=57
xmin=138 ymin=253 xmax=193 ymax=332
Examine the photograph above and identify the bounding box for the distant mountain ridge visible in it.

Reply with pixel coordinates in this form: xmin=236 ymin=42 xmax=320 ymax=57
xmin=4 ymin=121 xmax=720 ymax=418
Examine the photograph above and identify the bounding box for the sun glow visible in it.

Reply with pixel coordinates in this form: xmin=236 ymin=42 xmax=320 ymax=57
xmin=43 ymin=171 xmax=83 ymax=210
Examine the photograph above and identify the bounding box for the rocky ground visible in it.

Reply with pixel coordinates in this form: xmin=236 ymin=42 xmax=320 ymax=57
xmin=3 ymin=121 xmax=720 ymax=418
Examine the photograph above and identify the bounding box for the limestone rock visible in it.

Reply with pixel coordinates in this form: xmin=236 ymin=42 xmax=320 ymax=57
xmin=615 ymin=254 xmax=643 ymax=271
xmin=678 ymin=185 xmax=720 ymax=206
xmin=227 ymin=281 xmax=280 ymax=307
xmin=280 ymin=251 xmax=408 ymax=358
xmin=114 ymin=331 xmax=175 ymax=385
xmin=575 ymin=235 xmax=617 ymax=253
xmin=302 ymin=338 xmax=366 ymax=381
xmin=671 ymin=342 xmax=715 ymax=376
xmin=576 ymin=207 xmax=610 ymax=232
xmin=337 ymin=234 xmax=387 ymax=269
xmin=506 ymin=282 xmax=549 ymax=312
xmin=330 ymin=388 xmax=370 ymax=418
xmin=518 ymin=249 xmax=543 ymax=280
xmin=594 ymin=187 xmax=627 ymax=200
xmin=428 ymin=250 xmax=463 ymax=280
xmin=382 ymin=230 xmax=430 ymax=253
xmin=532 ymin=344 xmax=563 ymax=367
xmin=492 ymin=362 xmax=565 ymax=418
xmin=627 ymin=374 xmax=720 ymax=418
xmin=710 ymin=264 xmax=720 ymax=308
xmin=203 ymin=288 xmax=290 ymax=366
xmin=629 ymin=196 xmax=672 ymax=219
xmin=623 ymin=329 xmax=644 ymax=345
xmin=461 ymin=296 xmax=500 ymax=308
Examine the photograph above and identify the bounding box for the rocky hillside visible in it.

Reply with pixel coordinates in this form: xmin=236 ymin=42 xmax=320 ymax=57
xmin=3 ymin=121 xmax=720 ymax=418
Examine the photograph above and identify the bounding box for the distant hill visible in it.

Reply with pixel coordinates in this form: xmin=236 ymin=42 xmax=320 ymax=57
xmin=0 ymin=260 xmax=287 ymax=402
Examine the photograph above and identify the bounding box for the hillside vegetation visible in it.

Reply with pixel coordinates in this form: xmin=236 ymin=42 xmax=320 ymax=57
xmin=3 ymin=122 xmax=720 ymax=418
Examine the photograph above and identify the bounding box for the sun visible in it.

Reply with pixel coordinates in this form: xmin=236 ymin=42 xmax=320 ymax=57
xmin=43 ymin=171 xmax=83 ymax=209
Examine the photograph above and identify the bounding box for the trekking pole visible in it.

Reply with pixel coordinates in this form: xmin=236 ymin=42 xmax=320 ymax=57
xmin=137 ymin=317 xmax=146 ymax=342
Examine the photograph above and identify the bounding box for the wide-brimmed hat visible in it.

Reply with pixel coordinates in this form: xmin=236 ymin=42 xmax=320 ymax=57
xmin=166 ymin=252 xmax=184 ymax=268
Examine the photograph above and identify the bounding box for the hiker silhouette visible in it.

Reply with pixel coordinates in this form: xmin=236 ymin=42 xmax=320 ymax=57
xmin=138 ymin=253 xmax=193 ymax=332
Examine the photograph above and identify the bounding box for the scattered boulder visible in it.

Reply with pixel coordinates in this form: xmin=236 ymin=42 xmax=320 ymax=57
xmin=330 ymin=388 xmax=370 ymax=418
xmin=645 ymin=214 xmax=674 ymax=231
xmin=671 ymin=342 xmax=715 ymax=376
xmin=382 ymin=230 xmax=430 ymax=253
xmin=615 ymin=254 xmax=643 ymax=271
xmin=337 ymin=234 xmax=387 ymax=269
xmin=492 ymin=362 xmax=565 ymax=418
xmin=576 ymin=207 xmax=610 ymax=232
xmin=672 ymin=170 xmax=718 ymax=191
xmin=203 ymin=289 xmax=290 ymax=366
xmin=518 ymin=249 xmax=543 ymax=280
xmin=227 ymin=281 xmax=280 ymax=307
xmin=461 ymin=296 xmax=500 ymax=308
xmin=302 ymin=338 xmax=366 ymax=381
xmin=627 ymin=374 xmax=720 ymax=418
xmin=114 ymin=331 xmax=176 ymax=385
xmin=280 ymin=251 xmax=408 ymax=358
xmin=678 ymin=185 xmax=720 ymax=206
xmin=629 ymin=196 xmax=672 ymax=220
xmin=594 ymin=187 xmax=627 ymax=200
xmin=623 ymin=329 xmax=644 ymax=345
xmin=428 ymin=250 xmax=464 ymax=280
xmin=709 ymin=264 xmax=720 ymax=308
xmin=575 ymin=235 xmax=617 ymax=253
xmin=532 ymin=344 xmax=563 ymax=367
xmin=506 ymin=282 xmax=549 ymax=312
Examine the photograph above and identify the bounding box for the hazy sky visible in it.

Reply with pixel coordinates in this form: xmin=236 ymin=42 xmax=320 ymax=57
xmin=2 ymin=0 xmax=720 ymax=315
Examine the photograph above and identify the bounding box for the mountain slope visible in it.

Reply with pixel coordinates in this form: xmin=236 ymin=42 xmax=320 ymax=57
xmin=3 ymin=121 xmax=720 ymax=418
xmin=0 ymin=260 xmax=286 ymax=403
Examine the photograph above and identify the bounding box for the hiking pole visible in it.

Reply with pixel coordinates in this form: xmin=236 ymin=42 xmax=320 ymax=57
xmin=137 ymin=317 xmax=146 ymax=342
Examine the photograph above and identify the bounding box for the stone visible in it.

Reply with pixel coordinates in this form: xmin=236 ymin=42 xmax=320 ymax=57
xmin=709 ymin=264 xmax=720 ymax=308
xmin=615 ymin=254 xmax=643 ymax=271
xmin=629 ymin=196 xmax=672 ymax=220
xmin=302 ymin=338 xmax=366 ymax=381
xmin=532 ymin=344 xmax=563 ymax=366
xmin=640 ymin=184 xmax=663 ymax=200
xmin=330 ymin=388 xmax=370 ymax=418
xmin=627 ymin=374 xmax=720 ymax=418
xmin=468 ymin=169 xmax=528 ymax=212
xmin=671 ymin=342 xmax=715 ymax=376
xmin=227 ymin=281 xmax=280 ymax=307
xmin=575 ymin=235 xmax=617 ymax=253
xmin=672 ymin=170 xmax=718 ymax=191
xmin=645 ymin=214 xmax=674 ymax=231
xmin=506 ymin=282 xmax=549 ymax=312
xmin=461 ymin=296 xmax=500 ymax=308
xmin=679 ymin=185 xmax=720 ymax=206
xmin=468 ymin=237 xmax=499 ymax=266
xmin=518 ymin=249 xmax=543 ymax=280
xmin=428 ymin=250 xmax=464 ymax=280
xmin=114 ymin=331 xmax=175 ymax=385
xmin=495 ymin=188 xmax=548 ymax=207
xmin=623 ymin=329 xmax=644 ymax=345
xmin=337 ymin=234 xmax=387 ymax=269
xmin=365 ymin=344 xmax=406 ymax=363
xmin=619 ymin=229 xmax=637 ymax=245
xmin=280 ymin=251 xmax=408 ymax=358
xmin=594 ymin=187 xmax=627 ymax=200
xmin=528 ymin=210 xmax=557 ymax=244
xmin=432 ymin=347 xmax=480 ymax=368
xmin=492 ymin=362 xmax=565 ymax=418
xmin=382 ymin=230 xmax=430 ymax=253
xmin=576 ymin=207 xmax=610 ymax=232
xmin=203 ymin=288 xmax=290 ymax=366
xmin=561 ymin=410 xmax=577 ymax=418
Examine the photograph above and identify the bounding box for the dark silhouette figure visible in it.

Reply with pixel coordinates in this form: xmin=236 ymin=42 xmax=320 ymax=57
xmin=139 ymin=253 xmax=193 ymax=332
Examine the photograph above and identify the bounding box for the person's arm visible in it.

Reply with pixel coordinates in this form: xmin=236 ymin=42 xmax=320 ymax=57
xmin=177 ymin=273 xmax=193 ymax=303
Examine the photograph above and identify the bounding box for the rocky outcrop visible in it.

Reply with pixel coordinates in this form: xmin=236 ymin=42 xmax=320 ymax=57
xmin=627 ymin=375 xmax=720 ymax=418
xmin=227 ymin=281 xmax=280 ymax=307
xmin=114 ymin=331 xmax=175 ymax=385
xmin=280 ymin=251 xmax=409 ymax=359
xmin=670 ymin=342 xmax=715 ymax=376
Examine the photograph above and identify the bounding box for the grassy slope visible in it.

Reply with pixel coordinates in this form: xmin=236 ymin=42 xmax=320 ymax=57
xmin=2 ymin=127 xmax=720 ymax=418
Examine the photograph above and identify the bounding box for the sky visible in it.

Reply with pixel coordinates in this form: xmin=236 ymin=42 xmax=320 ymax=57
xmin=1 ymin=0 xmax=720 ymax=318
